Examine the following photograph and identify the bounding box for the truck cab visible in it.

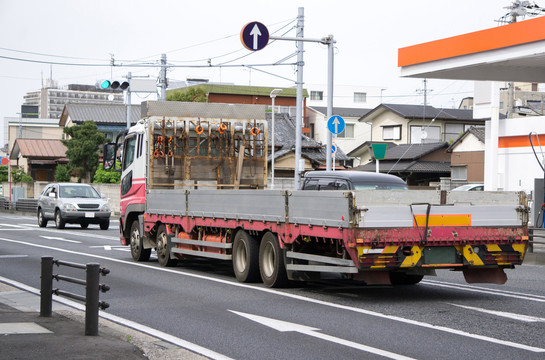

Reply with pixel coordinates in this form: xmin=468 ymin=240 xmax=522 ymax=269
xmin=301 ymin=171 xmax=408 ymax=191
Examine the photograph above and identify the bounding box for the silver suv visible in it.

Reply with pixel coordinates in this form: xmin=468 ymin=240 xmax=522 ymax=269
xmin=37 ymin=183 xmax=111 ymax=230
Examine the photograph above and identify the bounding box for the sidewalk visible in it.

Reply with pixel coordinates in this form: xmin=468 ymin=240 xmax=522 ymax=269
xmin=0 ymin=281 xmax=208 ymax=360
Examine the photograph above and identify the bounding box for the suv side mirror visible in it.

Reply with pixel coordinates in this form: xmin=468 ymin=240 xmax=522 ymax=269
xmin=48 ymin=192 xmax=56 ymax=198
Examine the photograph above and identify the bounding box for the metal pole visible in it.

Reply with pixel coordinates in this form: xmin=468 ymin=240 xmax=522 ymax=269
xmin=271 ymin=96 xmax=276 ymax=189
xmin=126 ymin=72 xmax=131 ymax=129
xmin=294 ymin=7 xmax=304 ymax=189
xmin=40 ymin=256 xmax=53 ymax=317
xmin=326 ymin=35 xmax=334 ymax=171
xmin=159 ymin=54 xmax=167 ymax=101
xmin=85 ymin=263 xmax=100 ymax=336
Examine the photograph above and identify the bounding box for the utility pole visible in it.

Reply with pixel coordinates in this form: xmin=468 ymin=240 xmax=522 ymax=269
xmin=159 ymin=54 xmax=167 ymax=101
xmin=126 ymin=72 xmax=132 ymax=129
xmin=294 ymin=7 xmax=304 ymax=189
xmin=326 ymin=35 xmax=335 ymax=172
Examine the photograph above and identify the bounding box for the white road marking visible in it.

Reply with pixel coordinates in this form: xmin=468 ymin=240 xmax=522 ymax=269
xmin=0 ymin=223 xmax=25 ymax=228
xmin=0 ymin=275 xmax=233 ymax=360
xmin=230 ymin=310 xmax=416 ymax=360
xmin=449 ymin=303 xmax=545 ymax=322
xmin=423 ymin=279 xmax=545 ymax=302
xmin=0 ymin=236 xmax=544 ymax=353
xmin=0 ymin=255 xmax=28 ymax=259
xmin=39 ymin=236 xmax=81 ymax=244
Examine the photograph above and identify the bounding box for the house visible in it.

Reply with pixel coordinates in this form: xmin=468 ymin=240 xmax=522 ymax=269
xmin=268 ymin=113 xmax=350 ymax=189
xmin=9 ymin=138 xmax=68 ymax=181
xmin=59 ymin=103 xmax=141 ymax=140
xmin=358 ymin=103 xmax=485 ymax=145
xmin=167 ymin=83 xmax=307 ymax=118
xmin=348 ymin=103 xmax=486 ymax=167
xmin=446 ymin=126 xmax=485 ymax=188
xmin=353 ymin=142 xmax=450 ymax=187
xmin=306 ymin=106 xmax=372 ymax=155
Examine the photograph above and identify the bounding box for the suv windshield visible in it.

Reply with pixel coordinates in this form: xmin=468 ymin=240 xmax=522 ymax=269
xmin=59 ymin=185 xmax=100 ymax=199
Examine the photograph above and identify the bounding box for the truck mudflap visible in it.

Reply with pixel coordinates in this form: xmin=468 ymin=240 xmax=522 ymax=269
xmin=356 ymin=243 xmax=528 ymax=269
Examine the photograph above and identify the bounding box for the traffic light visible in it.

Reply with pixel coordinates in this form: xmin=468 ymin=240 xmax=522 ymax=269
xmin=99 ymin=80 xmax=129 ymax=90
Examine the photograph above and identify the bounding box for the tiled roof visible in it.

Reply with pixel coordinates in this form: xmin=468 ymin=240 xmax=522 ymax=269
xmin=309 ymin=106 xmax=372 ymax=118
xmin=10 ymin=138 xmax=67 ymax=160
xmin=360 ymin=103 xmax=484 ymax=122
xmin=59 ymin=103 xmax=141 ymax=126
xmin=268 ymin=113 xmax=350 ymax=162
xmin=379 ymin=142 xmax=448 ymax=160
xmin=355 ymin=160 xmax=451 ymax=173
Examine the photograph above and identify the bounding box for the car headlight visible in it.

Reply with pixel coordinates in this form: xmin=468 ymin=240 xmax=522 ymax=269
xmin=61 ymin=203 xmax=77 ymax=211
xmin=101 ymin=204 xmax=111 ymax=212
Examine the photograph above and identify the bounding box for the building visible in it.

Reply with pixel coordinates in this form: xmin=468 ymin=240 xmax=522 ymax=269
xmin=359 ymin=103 xmax=485 ymax=145
xmin=23 ymin=80 xmax=124 ymax=120
xmin=59 ymin=103 xmax=140 ymax=140
xmin=306 ymin=106 xmax=372 ymax=154
xmin=306 ymin=84 xmax=384 ymax=109
xmin=397 ymin=13 xmax=545 ymax=194
xmin=9 ymin=138 xmax=68 ymax=181
xmin=353 ymin=142 xmax=451 ymax=187
xmin=446 ymin=126 xmax=485 ymax=188
xmin=4 ymin=117 xmax=64 ymax=162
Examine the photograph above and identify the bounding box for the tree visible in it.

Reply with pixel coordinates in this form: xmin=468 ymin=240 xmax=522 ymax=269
xmin=93 ymin=161 xmax=121 ymax=184
xmin=0 ymin=165 xmax=8 ymax=183
xmin=11 ymin=167 xmax=32 ymax=182
xmin=55 ymin=164 xmax=71 ymax=182
xmin=167 ymin=86 xmax=207 ymax=102
xmin=62 ymin=120 xmax=106 ymax=183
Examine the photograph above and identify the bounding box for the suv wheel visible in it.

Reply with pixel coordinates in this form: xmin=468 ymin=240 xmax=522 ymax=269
xmin=38 ymin=209 xmax=48 ymax=228
xmin=55 ymin=210 xmax=65 ymax=229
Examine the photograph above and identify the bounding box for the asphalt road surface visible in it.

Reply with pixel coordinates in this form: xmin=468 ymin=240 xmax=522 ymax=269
xmin=0 ymin=213 xmax=544 ymax=360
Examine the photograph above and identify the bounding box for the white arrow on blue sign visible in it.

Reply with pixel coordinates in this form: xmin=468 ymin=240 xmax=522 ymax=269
xmin=327 ymin=115 xmax=345 ymax=135
xmin=240 ymin=22 xmax=269 ymax=51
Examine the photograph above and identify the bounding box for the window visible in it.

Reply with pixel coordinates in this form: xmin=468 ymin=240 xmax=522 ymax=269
xmin=310 ymin=91 xmax=323 ymax=101
xmin=337 ymin=123 xmax=355 ymax=138
xmin=451 ymin=166 xmax=467 ymax=181
xmin=410 ymin=126 xmax=441 ymax=143
xmin=444 ymin=123 xmax=464 ymax=142
xmin=122 ymin=135 xmax=137 ymax=171
xmin=383 ymin=125 xmax=401 ymax=140
xmin=354 ymin=92 xmax=367 ymax=103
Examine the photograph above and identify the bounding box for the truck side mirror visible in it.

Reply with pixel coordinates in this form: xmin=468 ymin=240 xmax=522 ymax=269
xmin=103 ymin=143 xmax=117 ymax=170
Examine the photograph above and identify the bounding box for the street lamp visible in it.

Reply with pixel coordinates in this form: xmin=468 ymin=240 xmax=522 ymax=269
xmin=270 ymin=89 xmax=282 ymax=189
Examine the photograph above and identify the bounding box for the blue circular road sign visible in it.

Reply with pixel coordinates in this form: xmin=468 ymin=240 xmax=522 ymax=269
xmin=327 ymin=115 xmax=345 ymax=135
xmin=241 ymin=22 xmax=269 ymax=51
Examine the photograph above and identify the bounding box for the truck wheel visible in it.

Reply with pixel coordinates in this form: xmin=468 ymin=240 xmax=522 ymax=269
xmin=130 ymin=220 xmax=151 ymax=262
xmin=38 ymin=209 xmax=47 ymax=228
xmin=156 ymin=224 xmax=177 ymax=267
xmin=55 ymin=210 xmax=65 ymax=229
xmin=259 ymin=232 xmax=288 ymax=288
xmin=389 ymin=272 xmax=424 ymax=285
xmin=232 ymin=230 xmax=260 ymax=282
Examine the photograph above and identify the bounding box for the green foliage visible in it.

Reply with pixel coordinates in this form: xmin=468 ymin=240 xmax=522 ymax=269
xmin=167 ymin=87 xmax=207 ymax=102
xmin=93 ymin=161 xmax=121 ymax=184
xmin=55 ymin=164 xmax=71 ymax=182
xmin=0 ymin=165 xmax=8 ymax=182
xmin=11 ymin=167 xmax=33 ymax=182
xmin=62 ymin=120 xmax=106 ymax=183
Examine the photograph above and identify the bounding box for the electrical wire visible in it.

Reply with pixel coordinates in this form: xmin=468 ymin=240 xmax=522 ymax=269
xmin=528 ymin=131 xmax=545 ymax=172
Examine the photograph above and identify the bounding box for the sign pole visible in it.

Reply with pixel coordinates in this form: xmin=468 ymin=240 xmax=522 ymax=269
xmin=294 ymin=7 xmax=304 ymax=189
xmin=326 ymin=35 xmax=334 ymax=171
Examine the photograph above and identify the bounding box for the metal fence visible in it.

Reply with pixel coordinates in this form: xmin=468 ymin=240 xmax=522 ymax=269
xmin=40 ymin=257 xmax=110 ymax=336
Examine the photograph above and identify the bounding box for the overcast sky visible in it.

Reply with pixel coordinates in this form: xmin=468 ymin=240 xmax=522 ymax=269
xmin=0 ymin=0 xmax=515 ymax=127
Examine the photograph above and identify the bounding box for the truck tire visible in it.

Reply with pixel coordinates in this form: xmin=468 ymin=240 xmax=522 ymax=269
xmin=55 ymin=210 xmax=65 ymax=229
xmin=232 ymin=230 xmax=260 ymax=282
xmin=389 ymin=272 xmax=424 ymax=285
xmin=130 ymin=220 xmax=151 ymax=262
xmin=38 ymin=209 xmax=47 ymax=228
xmin=259 ymin=232 xmax=288 ymax=288
xmin=156 ymin=224 xmax=177 ymax=267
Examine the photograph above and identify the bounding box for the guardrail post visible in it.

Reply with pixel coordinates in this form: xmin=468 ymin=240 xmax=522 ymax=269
xmin=40 ymin=256 xmax=53 ymax=317
xmin=85 ymin=263 xmax=100 ymax=336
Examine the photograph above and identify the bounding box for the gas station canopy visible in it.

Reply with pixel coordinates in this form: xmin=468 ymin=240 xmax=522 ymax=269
xmin=398 ymin=15 xmax=545 ymax=82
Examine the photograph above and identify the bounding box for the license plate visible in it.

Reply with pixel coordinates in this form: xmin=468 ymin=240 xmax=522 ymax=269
xmin=85 ymin=212 xmax=95 ymax=218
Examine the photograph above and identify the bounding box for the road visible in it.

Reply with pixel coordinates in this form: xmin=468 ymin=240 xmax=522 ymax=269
xmin=0 ymin=213 xmax=544 ymax=360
